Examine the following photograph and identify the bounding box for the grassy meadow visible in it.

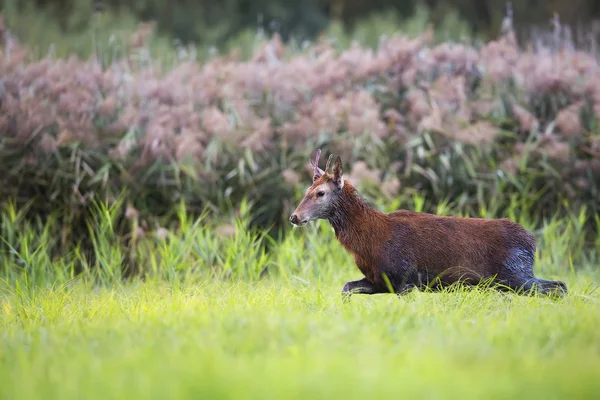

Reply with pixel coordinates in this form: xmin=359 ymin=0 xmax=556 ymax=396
xmin=1 ymin=201 xmax=600 ymax=400
xmin=2 ymin=276 xmax=600 ymax=400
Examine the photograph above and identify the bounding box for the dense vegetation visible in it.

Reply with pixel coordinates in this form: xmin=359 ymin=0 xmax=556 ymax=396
xmin=3 ymin=0 xmax=600 ymax=51
xmin=2 ymin=9 xmax=600 ymax=264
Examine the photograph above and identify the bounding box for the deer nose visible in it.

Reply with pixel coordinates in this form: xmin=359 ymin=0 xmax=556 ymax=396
xmin=290 ymin=214 xmax=298 ymax=224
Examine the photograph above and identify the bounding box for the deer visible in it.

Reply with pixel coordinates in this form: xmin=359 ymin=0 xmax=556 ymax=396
xmin=289 ymin=149 xmax=568 ymax=299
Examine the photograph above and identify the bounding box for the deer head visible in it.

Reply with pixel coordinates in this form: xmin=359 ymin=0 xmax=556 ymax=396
xmin=290 ymin=149 xmax=345 ymax=226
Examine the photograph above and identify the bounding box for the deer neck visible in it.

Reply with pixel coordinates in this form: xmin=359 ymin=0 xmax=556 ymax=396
xmin=328 ymin=184 xmax=384 ymax=258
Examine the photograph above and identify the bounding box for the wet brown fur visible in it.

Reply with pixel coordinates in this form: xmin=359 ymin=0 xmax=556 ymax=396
xmin=290 ymin=151 xmax=568 ymax=298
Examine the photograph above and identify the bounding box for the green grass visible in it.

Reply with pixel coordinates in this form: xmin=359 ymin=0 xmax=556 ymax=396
xmin=0 ymin=200 xmax=599 ymax=399
xmin=1 ymin=277 xmax=599 ymax=399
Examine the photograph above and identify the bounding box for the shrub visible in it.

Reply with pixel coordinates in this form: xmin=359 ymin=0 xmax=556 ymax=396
xmin=0 ymin=13 xmax=599 ymax=257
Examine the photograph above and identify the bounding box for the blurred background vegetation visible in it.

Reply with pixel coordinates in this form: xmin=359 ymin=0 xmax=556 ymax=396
xmin=1 ymin=0 xmax=600 ymax=278
xmin=2 ymin=0 xmax=600 ymax=58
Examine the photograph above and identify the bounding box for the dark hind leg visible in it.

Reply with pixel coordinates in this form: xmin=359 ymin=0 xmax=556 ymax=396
xmin=499 ymin=277 xmax=567 ymax=298
xmin=498 ymin=247 xmax=568 ymax=297
xmin=526 ymin=279 xmax=568 ymax=297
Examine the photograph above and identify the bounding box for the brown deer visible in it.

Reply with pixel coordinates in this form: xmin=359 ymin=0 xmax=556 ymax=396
xmin=289 ymin=150 xmax=568 ymax=298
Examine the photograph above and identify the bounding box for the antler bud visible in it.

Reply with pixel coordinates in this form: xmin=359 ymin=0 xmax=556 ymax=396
xmin=324 ymin=154 xmax=333 ymax=174
xmin=310 ymin=149 xmax=326 ymax=181
xmin=312 ymin=149 xmax=321 ymax=176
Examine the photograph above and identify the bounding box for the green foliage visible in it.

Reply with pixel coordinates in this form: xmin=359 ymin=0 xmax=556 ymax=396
xmin=323 ymin=3 xmax=478 ymax=49
xmin=0 ymin=0 xmax=330 ymax=59
xmin=0 ymin=197 xmax=597 ymax=285
xmin=0 ymin=0 xmax=482 ymax=60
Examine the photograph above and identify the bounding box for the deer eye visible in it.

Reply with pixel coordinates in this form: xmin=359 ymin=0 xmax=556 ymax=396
xmin=316 ymin=191 xmax=325 ymax=197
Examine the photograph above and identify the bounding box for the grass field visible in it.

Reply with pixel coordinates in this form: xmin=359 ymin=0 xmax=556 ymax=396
xmin=1 ymin=209 xmax=600 ymax=400
xmin=1 ymin=276 xmax=600 ymax=399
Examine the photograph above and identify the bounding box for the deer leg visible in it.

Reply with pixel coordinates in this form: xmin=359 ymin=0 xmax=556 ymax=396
xmin=381 ymin=269 xmax=420 ymax=296
xmin=342 ymin=278 xmax=381 ymax=294
xmin=341 ymin=278 xmax=384 ymax=302
xmin=395 ymin=283 xmax=417 ymax=296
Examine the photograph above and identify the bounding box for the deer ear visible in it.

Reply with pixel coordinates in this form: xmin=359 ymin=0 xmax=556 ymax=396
xmin=332 ymin=156 xmax=344 ymax=189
